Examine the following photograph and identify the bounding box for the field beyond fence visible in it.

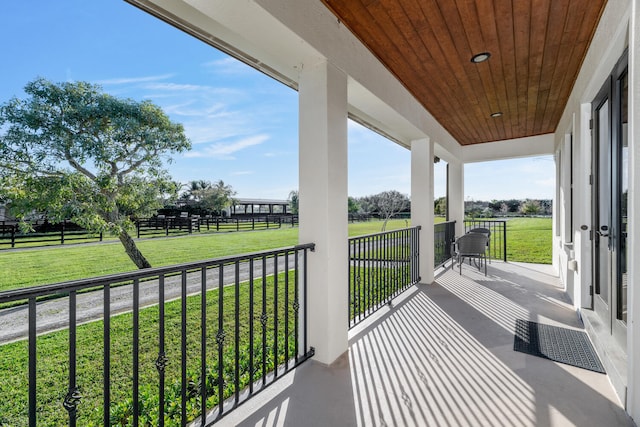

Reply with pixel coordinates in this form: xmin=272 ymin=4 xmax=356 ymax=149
xmin=0 ymin=218 xmax=552 ymax=293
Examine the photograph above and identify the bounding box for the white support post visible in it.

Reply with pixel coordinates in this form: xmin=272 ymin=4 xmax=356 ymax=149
xmin=298 ymin=59 xmax=349 ymax=365
xmin=411 ymin=138 xmax=435 ymax=284
xmin=447 ymin=160 xmax=465 ymax=238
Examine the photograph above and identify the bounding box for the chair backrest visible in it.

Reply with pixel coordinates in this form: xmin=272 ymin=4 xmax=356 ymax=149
xmin=469 ymin=227 xmax=490 ymax=237
xmin=456 ymin=233 xmax=488 ymax=254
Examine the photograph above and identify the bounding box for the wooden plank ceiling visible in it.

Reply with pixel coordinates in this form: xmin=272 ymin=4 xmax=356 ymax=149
xmin=320 ymin=0 xmax=607 ymax=145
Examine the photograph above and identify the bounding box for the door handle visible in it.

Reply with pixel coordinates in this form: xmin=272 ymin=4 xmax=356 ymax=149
xmin=596 ymin=225 xmax=609 ymax=238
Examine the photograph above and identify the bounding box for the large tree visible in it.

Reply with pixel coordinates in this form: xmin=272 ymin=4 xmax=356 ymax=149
xmin=182 ymin=179 xmax=236 ymax=214
xmin=288 ymin=190 xmax=299 ymax=215
xmin=360 ymin=190 xmax=410 ymax=231
xmin=0 ymin=78 xmax=190 ymax=268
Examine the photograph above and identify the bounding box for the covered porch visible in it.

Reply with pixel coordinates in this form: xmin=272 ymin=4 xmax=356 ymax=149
xmin=122 ymin=0 xmax=640 ymax=423
xmin=216 ymin=261 xmax=632 ymax=427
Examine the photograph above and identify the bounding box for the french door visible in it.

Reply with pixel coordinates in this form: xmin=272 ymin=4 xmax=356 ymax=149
xmin=591 ymin=50 xmax=628 ymax=350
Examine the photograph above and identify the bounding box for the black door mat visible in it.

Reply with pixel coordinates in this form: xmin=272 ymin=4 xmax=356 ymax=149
xmin=514 ymin=319 xmax=605 ymax=374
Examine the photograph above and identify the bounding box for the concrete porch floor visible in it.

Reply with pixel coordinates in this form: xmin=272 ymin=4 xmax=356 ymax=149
xmin=217 ymin=261 xmax=635 ymax=427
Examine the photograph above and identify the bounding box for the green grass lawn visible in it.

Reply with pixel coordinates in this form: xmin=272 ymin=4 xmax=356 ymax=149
xmin=0 ymin=228 xmax=298 ymax=292
xmin=506 ymin=217 xmax=552 ymax=264
xmin=0 ymin=217 xmax=551 ymax=425
xmin=0 ymin=220 xmax=411 ymax=291
xmin=0 ymin=274 xmax=297 ymax=426
xmin=0 ymin=217 xmax=550 ymax=292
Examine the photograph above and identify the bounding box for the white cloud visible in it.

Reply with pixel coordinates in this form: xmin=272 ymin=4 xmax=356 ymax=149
xmin=163 ymin=101 xmax=229 ymax=118
xmin=203 ymin=57 xmax=251 ymax=75
xmin=143 ymin=82 xmax=209 ymax=92
xmin=95 ymin=74 xmax=174 ymax=85
xmin=184 ymin=134 xmax=269 ymax=159
xmin=231 ymin=170 xmax=254 ymax=176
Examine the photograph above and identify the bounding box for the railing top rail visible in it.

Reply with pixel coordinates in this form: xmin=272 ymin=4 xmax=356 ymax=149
xmin=348 ymin=225 xmax=421 ymax=242
xmin=465 ymin=219 xmax=507 ymax=224
xmin=0 ymin=243 xmax=315 ymax=303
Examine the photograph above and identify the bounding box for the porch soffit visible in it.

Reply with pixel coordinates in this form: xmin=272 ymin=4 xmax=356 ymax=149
xmin=320 ymin=0 xmax=607 ymax=146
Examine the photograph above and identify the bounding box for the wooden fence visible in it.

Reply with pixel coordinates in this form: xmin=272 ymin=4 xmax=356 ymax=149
xmin=0 ymin=215 xmax=299 ymax=250
xmin=0 ymin=221 xmax=103 ymax=249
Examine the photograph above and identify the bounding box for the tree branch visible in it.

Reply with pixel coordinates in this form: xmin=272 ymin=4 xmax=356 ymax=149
xmin=64 ymin=146 xmax=96 ymax=181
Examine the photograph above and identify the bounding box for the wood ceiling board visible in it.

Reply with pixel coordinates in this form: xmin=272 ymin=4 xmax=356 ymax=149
xmin=493 ymin=0 xmax=518 ymax=139
xmin=320 ymin=0 xmax=607 ymax=145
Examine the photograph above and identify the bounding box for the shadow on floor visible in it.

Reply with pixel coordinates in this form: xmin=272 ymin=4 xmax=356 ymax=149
xmin=217 ymin=262 xmax=635 ymax=427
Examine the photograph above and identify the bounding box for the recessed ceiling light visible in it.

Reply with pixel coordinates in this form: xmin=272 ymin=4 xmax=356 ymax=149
xmin=471 ymin=52 xmax=491 ymax=63
xmin=490 ymin=112 xmax=503 ymax=118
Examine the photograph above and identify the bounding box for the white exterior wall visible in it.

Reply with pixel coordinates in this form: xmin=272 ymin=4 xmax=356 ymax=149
xmin=552 ymin=0 xmax=638 ymax=420
xmin=627 ymin=0 xmax=640 ymax=421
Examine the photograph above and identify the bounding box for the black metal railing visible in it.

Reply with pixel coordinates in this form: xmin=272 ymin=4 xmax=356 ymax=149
xmin=348 ymin=226 xmax=421 ymax=328
xmin=464 ymin=219 xmax=507 ymax=261
xmin=434 ymin=220 xmax=456 ymax=267
xmin=0 ymin=244 xmax=315 ymax=426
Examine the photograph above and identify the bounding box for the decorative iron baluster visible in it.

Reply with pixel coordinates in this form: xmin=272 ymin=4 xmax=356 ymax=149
xmin=234 ymin=260 xmax=241 ymax=405
xmin=28 ymin=298 xmax=36 ymax=427
xmin=103 ymin=285 xmax=110 ymax=427
xmin=157 ymin=274 xmax=166 ymax=427
xmin=217 ymin=264 xmax=225 ymax=416
xmin=181 ymin=270 xmax=188 ymax=425
xmin=249 ymin=257 xmax=255 ymax=394
xmin=284 ymin=251 xmax=290 ymax=370
xmin=261 ymin=256 xmax=268 ymax=386
xmin=63 ymin=387 xmax=82 ymax=417
xmin=273 ymin=253 xmax=279 ymax=379
xmin=67 ymin=290 xmax=79 ymax=427
xmin=155 ymin=352 xmax=169 ymax=372
xmin=200 ymin=266 xmax=208 ymax=424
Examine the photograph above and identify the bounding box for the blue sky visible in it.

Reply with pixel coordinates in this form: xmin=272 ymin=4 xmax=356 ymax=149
xmin=1 ymin=1 xmax=554 ymax=201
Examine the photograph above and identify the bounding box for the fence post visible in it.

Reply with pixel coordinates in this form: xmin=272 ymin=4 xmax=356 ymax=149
xmin=236 ymin=218 xmax=239 ymax=231
xmin=99 ymin=232 xmax=103 ymax=242
xmin=216 ymin=217 xmax=220 ymax=231
xmin=137 ymin=221 xmax=141 ymax=239
xmin=503 ymin=221 xmax=507 ymax=262
xmin=61 ymin=221 xmax=65 ymax=245
xmin=11 ymin=225 xmax=16 ymax=248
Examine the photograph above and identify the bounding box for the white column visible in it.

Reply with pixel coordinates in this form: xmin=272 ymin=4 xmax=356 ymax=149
xmin=298 ymin=59 xmax=349 ymax=365
xmin=411 ymin=138 xmax=435 ymax=283
xmin=447 ymin=160 xmax=465 ymax=238
xmin=627 ymin=0 xmax=640 ymax=420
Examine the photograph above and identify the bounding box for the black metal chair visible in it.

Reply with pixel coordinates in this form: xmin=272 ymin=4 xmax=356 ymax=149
xmin=451 ymin=233 xmax=489 ymax=275
xmin=468 ymin=227 xmax=491 ymax=263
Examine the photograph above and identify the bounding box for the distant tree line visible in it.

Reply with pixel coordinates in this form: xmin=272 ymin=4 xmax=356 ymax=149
xmin=289 ymin=189 xmax=410 ymax=231
xmin=289 ymin=190 xmax=551 ymax=225
xmin=160 ymin=179 xmax=236 ymax=217
xmin=433 ymin=197 xmax=552 ymax=218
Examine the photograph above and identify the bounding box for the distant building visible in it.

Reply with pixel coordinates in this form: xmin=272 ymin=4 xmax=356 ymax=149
xmin=229 ymin=198 xmax=291 ymax=216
